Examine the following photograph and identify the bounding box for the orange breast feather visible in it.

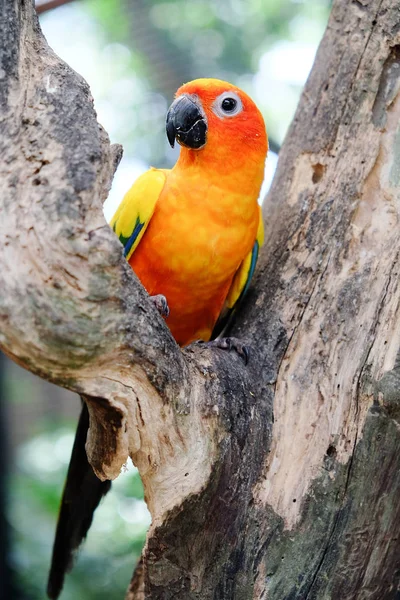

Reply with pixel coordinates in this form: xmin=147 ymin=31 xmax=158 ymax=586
xmin=129 ymin=167 xmax=260 ymax=346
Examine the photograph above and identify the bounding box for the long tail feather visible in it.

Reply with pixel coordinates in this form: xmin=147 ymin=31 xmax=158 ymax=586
xmin=47 ymin=400 xmax=111 ymax=600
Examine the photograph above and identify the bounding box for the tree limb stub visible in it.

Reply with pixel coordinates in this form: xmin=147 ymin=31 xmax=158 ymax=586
xmin=1 ymin=1 xmax=400 ymax=599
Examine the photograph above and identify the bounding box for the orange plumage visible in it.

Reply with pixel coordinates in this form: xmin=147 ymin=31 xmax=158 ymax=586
xmin=111 ymin=78 xmax=268 ymax=346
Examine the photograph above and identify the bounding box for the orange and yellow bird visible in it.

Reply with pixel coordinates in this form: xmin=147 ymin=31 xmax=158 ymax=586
xmin=110 ymin=78 xmax=267 ymax=348
xmin=47 ymin=78 xmax=267 ymax=600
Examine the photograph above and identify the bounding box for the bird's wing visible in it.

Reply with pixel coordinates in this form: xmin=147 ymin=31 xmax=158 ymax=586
xmin=212 ymin=205 xmax=264 ymax=338
xmin=110 ymin=167 xmax=167 ymax=260
xmin=47 ymin=401 xmax=111 ymax=600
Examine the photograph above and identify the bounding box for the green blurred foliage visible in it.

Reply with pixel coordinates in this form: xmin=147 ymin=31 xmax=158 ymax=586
xmin=10 ymin=427 xmax=148 ymax=600
xmin=6 ymin=358 xmax=147 ymax=600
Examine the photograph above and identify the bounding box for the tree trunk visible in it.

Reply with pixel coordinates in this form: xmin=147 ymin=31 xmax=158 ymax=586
xmin=1 ymin=1 xmax=399 ymax=599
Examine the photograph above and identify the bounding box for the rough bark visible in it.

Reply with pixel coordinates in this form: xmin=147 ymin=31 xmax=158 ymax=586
xmin=0 ymin=1 xmax=399 ymax=600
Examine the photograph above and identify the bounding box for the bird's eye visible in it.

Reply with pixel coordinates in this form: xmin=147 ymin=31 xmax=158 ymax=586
xmin=212 ymin=91 xmax=243 ymax=119
xmin=221 ymin=97 xmax=237 ymax=112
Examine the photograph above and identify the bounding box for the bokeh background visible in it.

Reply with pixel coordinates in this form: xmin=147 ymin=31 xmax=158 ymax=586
xmin=2 ymin=0 xmax=330 ymax=598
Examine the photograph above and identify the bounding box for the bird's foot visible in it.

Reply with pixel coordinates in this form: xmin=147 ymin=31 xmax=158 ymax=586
xmin=149 ymin=294 xmax=170 ymax=318
xmin=196 ymin=337 xmax=250 ymax=365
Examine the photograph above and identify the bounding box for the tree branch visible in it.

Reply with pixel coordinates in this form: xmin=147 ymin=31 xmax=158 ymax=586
xmin=35 ymin=0 xmax=76 ymax=15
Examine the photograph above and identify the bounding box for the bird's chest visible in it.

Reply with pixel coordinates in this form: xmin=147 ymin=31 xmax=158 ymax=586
xmin=136 ymin=184 xmax=258 ymax=292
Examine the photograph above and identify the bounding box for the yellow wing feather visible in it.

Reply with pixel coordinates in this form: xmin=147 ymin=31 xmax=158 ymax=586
xmin=110 ymin=168 xmax=167 ymax=261
xmin=225 ymin=204 xmax=264 ymax=309
xmin=212 ymin=205 xmax=264 ymax=338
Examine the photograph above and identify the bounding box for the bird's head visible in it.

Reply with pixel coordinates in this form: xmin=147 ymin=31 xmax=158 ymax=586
xmin=166 ymin=78 xmax=268 ymax=165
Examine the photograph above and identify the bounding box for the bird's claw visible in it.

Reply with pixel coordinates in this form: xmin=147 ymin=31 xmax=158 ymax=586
xmin=149 ymin=294 xmax=170 ymax=318
xmin=195 ymin=337 xmax=250 ymax=365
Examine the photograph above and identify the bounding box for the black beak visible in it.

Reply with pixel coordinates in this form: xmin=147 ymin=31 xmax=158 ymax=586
xmin=166 ymin=95 xmax=207 ymax=150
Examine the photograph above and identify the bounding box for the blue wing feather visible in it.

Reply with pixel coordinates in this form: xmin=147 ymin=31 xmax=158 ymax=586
xmin=239 ymin=240 xmax=259 ymax=302
xmin=211 ymin=238 xmax=260 ymax=339
xmin=120 ymin=218 xmax=145 ymax=258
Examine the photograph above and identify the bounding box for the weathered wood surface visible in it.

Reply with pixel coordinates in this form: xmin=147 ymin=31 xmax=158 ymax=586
xmin=0 ymin=1 xmax=399 ymax=599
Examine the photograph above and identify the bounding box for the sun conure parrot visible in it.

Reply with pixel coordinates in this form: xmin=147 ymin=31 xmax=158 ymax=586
xmin=47 ymin=78 xmax=267 ymax=599
xmin=111 ymin=77 xmax=267 ymax=347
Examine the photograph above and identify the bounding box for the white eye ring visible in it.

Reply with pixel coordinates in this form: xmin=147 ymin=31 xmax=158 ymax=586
xmin=212 ymin=91 xmax=243 ymax=119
